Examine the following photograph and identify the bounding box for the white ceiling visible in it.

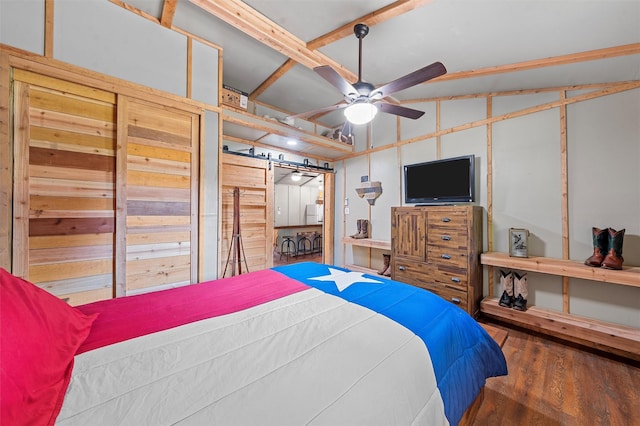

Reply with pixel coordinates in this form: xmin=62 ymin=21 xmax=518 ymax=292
xmin=125 ymin=0 xmax=639 ymax=129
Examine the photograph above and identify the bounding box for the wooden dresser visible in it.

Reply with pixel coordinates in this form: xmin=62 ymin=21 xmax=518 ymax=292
xmin=391 ymin=205 xmax=483 ymax=316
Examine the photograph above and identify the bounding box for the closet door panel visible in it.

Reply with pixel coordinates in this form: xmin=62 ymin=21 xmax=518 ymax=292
xmin=12 ymin=73 xmax=117 ymax=306
xmin=124 ymin=99 xmax=199 ymax=294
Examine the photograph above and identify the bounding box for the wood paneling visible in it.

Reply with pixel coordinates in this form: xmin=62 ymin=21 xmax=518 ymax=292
xmin=11 ymin=76 xmax=117 ymax=305
xmin=0 ymin=51 xmax=12 ymax=268
xmin=9 ymin=66 xmax=201 ymax=302
xmin=220 ymin=154 xmax=273 ymax=276
xmin=125 ymin=99 xmax=199 ymax=293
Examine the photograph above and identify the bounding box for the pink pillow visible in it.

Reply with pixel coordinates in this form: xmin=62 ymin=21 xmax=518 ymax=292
xmin=0 ymin=268 xmax=98 ymax=426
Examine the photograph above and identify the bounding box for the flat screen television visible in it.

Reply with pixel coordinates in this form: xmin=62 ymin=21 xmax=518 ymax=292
xmin=404 ymin=155 xmax=475 ymax=204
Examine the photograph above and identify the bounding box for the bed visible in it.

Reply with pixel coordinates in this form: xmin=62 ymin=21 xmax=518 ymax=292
xmin=1 ymin=262 xmax=507 ymax=425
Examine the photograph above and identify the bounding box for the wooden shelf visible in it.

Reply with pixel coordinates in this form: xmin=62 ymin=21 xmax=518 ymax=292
xmin=481 ymin=297 xmax=640 ymax=361
xmin=222 ymin=108 xmax=353 ymax=160
xmin=481 ymin=252 xmax=640 ymax=288
xmin=341 ymin=237 xmax=391 ymax=250
xmin=344 ymin=264 xmax=391 ymax=279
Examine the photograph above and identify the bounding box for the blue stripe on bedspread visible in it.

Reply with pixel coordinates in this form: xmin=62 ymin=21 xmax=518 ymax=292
xmin=273 ymin=262 xmax=508 ymax=425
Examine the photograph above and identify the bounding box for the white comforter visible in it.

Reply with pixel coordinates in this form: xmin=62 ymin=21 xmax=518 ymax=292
xmin=57 ymin=288 xmax=448 ymax=425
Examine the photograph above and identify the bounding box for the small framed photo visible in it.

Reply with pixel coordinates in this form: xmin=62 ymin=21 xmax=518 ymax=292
xmin=509 ymin=228 xmax=529 ymax=258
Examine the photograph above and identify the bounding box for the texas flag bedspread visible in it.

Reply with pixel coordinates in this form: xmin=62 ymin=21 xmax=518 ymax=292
xmin=57 ymin=262 xmax=506 ymax=425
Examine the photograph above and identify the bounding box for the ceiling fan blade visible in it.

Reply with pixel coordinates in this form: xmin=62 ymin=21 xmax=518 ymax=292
xmin=373 ymin=61 xmax=447 ymax=98
xmin=287 ymin=102 xmax=348 ymax=119
xmin=377 ymin=102 xmax=425 ymax=120
xmin=314 ymin=65 xmax=359 ymax=98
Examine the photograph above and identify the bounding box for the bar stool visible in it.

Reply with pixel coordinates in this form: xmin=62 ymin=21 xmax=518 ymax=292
xmin=296 ymin=232 xmax=312 ymax=257
xmin=280 ymin=235 xmax=297 ymax=262
xmin=312 ymin=232 xmax=322 ymax=254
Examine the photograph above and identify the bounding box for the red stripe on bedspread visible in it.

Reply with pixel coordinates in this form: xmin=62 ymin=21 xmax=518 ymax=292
xmin=75 ymin=270 xmax=308 ymax=354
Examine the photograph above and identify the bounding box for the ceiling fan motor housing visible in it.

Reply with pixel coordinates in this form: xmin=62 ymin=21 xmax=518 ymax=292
xmin=354 ymin=23 xmax=369 ymax=39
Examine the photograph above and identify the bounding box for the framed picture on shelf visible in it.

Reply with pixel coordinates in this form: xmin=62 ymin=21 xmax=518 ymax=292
xmin=509 ymin=228 xmax=529 ymax=258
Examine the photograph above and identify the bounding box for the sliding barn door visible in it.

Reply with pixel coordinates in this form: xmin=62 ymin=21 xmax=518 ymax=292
xmin=11 ymin=70 xmax=200 ymax=304
xmin=12 ymin=72 xmax=117 ymax=306
xmin=123 ymin=99 xmax=199 ymax=295
xmin=220 ymin=154 xmax=273 ymax=276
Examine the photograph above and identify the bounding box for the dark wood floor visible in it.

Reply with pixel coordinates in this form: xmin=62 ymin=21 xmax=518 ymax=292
xmin=474 ymin=321 xmax=640 ymax=426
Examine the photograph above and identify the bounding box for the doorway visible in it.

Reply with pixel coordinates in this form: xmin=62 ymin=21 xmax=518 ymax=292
xmin=273 ymin=165 xmax=325 ymax=266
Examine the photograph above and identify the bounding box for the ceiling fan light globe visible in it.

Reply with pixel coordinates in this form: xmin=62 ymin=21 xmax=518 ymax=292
xmin=344 ymin=102 xmax=378 ymax=125
xmin=291 ymin=172 xmax=302 ymax=182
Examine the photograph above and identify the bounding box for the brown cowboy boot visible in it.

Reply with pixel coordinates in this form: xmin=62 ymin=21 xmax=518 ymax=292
xmin=378 ymin=253 xmax=390 ymax=275
xmin=584 ymin=227 xmax=608 ymax=267
xmin=601 ymin=228 xmax=625 ymax=270
xmin=383 ymin=254 xmax=391 ymax=277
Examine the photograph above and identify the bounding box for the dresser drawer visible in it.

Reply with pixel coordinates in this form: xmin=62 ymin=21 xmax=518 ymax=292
xmin=427 ymin=210 xmax=468 ymax=231
xmin=414 ymin=281 xmax=468 ymax=308
xmin=392 ymin=261 xmax=468 ymax=293
xmin=431 ymin=268 xmax=468 ymax=292
xmin=427 ymin=246 xmax=468 ymax=269
xmin=427 ymin=227 xmax=469 ymax=250
xmin=392 ymin=261 xmax=431 ymax=286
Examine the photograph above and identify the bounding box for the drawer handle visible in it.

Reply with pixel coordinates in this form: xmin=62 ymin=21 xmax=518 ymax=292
xmin=450 ymin=297 xmax=461 ymax=304
xmin=441 ymin=254 xmax=451 ymax=259
xmin=451 ymin=277 xmax=461 ymax=283
xmin=441 ymin=217 xmax=451 ymax=222
xmin=399 ymin=266 xmax=406 ymax=271
xmin=441 ymin=235 xmax=451 ymax=241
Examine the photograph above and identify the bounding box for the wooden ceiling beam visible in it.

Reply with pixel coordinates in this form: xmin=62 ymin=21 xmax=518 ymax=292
xmin=241 ymin=0 xmax=434 ymax=103
xmin=190 ymin=0 xmax=358 ymax=82
xmin=307 ymin=0 xmax=435 ymax=50
xmin=160 ymin=0 xmax=178 ymax=28
xmin=436 ymin=43 xmax=640 ymax=83
xmin=250 ymin=58 xmax=296 ymax=99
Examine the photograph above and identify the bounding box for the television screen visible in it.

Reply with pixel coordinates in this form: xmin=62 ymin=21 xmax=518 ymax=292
xmin=404 ymin=155 xmax=475 ymax=204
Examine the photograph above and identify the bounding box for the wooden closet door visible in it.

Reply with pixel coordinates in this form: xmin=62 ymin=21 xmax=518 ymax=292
xmin=220 ymin=154 xmax=273 ymax=276
xmin=12 ymin=72 xmax=117 ymax=306
xmin=123 ymin=99 xmax=199 ymax=295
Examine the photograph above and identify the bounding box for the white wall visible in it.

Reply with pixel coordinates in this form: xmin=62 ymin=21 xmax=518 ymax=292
xmin=565 ymin=89 xmax=640 ymax=326
xmin=54 ymin=0 xmax=188 ymax=97
xmin=335 ymin=88 xmax=640 ymax=328
xmin=0 ymin=0 xmax=45 ymax=54
xmin=201 ymin=111 xmax=220 ymax=281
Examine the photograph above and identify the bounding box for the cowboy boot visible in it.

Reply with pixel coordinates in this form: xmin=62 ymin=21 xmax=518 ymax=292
xmin=513 ymin=272 xmax=528 ymax=311
xmin=360 ymin=219 xmax=369 ymax=238
xmin=383 ymin=254 xmax=391 ymax=277
xmin=378 ymin=253 xmax=390 ymax=275
xmin=584 ymin=227 xmax=608 ymax=267
xmin=350 ymin=220 xmax=362 ymax=238
xmin=601 ymin=228 xmax=625 ymax=270
xmin=498 ymin=270 xmax=514 ymax=308
xmin=353 ymin=219 xmax=369 ymax=239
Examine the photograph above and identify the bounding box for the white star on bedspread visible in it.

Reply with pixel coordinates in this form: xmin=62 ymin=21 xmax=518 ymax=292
xmin=309 ymin=267 xmax=384 ymax=292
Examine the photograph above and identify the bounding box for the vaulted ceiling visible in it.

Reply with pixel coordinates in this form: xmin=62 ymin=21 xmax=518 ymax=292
xmin=123 ymin=0 xmax=639 ymax=128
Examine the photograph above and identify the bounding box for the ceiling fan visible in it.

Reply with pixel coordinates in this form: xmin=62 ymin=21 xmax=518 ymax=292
xmin=290 ymin=23 xmax=447 ymax=125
